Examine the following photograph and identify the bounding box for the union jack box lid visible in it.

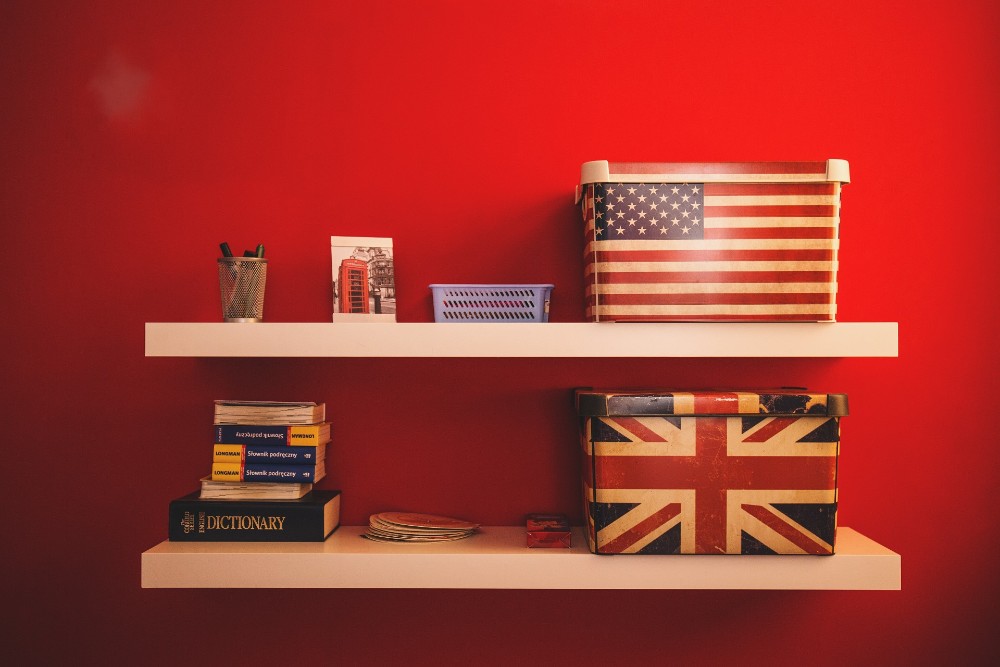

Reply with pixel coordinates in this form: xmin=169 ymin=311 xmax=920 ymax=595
xmin=575 ymin=389 xmax=848 ymax=417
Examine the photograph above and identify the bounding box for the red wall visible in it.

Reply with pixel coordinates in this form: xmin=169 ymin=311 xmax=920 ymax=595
xmin=3 ymin=1 xmax=998 ymax=664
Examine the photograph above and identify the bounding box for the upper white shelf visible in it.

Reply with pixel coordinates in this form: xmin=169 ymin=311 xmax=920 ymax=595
xmin=144 ymin=322 xmax=898 ymax=358
xmin=141 ymin=526 xmax=900 ymax=590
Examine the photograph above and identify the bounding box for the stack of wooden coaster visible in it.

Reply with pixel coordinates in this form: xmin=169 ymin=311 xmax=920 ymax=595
xmin=363 ymin=512 xmax=479 ymax=543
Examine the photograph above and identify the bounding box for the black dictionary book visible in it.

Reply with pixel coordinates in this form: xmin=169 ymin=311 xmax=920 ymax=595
xmin=168 ymin=490 xmax=341 ymax=542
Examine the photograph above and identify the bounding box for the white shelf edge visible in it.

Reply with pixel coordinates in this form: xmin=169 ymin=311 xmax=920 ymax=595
xmin=144 ymin=322 xmax=899 ymax=358
xmin=141 ymin=526 xmax=900 ymax=590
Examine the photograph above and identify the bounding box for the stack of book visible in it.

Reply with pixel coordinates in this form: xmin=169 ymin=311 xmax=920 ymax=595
xmin=168 ymin=400 xmax=340 ymax=542
xmin=207 ymin=400 xmax=331 ymax=497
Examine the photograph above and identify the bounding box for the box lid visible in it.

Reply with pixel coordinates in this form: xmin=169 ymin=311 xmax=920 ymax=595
xmin=575 ymin=389 xmax=848 ymax=417
xmin=580 ymin=159 xmax=850 ymax=185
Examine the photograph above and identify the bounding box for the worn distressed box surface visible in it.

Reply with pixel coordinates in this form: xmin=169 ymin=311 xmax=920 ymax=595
xmin=577 ymin=160 xmax=849 ymax=322
xmin=576 ymin=389 xmax=847 ymax=555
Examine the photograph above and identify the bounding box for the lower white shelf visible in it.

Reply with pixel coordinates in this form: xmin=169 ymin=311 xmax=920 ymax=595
xmin=141 ymin=526 xmax=900 ymax=590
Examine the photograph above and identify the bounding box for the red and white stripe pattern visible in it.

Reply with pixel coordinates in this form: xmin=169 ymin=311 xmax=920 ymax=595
xmin=581 ymin=161 xmax=846 ymax=322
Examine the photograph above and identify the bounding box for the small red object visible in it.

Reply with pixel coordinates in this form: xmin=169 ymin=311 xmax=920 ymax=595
xmin=526 ymin=513 xmax=571 ymax=548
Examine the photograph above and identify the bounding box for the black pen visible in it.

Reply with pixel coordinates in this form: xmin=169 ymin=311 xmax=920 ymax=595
xmin=220 ymin=242 xmax=234 ymax=257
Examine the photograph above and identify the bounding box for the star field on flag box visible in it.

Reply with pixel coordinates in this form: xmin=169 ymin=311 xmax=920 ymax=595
xmin=576 ymin=389 xmax=847 ymax=555
xmin=576 ymin=160 xmax=849 ymax=322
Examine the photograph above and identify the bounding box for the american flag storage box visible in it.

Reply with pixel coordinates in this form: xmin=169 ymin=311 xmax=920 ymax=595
xmin=576 ymin=389 xmax=847 ymax=555
xmin=577 ymin=159 xmax=849 ymax=321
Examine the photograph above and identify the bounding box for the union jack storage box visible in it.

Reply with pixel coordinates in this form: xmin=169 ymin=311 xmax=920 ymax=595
xmin=576 ymin=389 xmax=848 ymax=555
xmin=577 ymin=159 xmax=850 ymax=322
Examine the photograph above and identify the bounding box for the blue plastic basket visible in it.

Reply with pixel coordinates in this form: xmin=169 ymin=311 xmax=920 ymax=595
xmin=429 ymin=284 xmax=553 ymax=322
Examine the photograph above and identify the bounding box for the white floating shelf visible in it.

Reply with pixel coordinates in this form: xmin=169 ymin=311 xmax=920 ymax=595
xmin=141 ymin=526 xmax=900 ymax=590
xmin=144 ymin=322 xmax=898 ymax=358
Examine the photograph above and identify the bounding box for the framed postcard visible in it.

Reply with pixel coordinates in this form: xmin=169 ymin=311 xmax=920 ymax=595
xmin=331 ymin=236 xmax=396 ymax=322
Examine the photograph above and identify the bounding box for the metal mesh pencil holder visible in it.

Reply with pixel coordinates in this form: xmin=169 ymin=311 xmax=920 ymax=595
xmin=429 ymin=284 xmax=553 ymax=322
xmin=218 ymin=257 xmax=267 ymax=322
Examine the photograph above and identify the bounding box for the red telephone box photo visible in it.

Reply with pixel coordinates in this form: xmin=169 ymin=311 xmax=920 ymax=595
xmin=338 ymin=258 xmax=370 ymax=314
xmin=331 ymin=236 xmax=396 ymax=321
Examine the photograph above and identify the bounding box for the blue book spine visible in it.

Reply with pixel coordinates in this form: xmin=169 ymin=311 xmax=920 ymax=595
xmin=214 ymin=424 xmax=291 ymax=445
xmin=213 ymin=444 xmax=322 ymax=465
xmin=211 ymin=462 xmax=321 ymax=483
xmin=214 ymin=424 xmax=329 ymax=447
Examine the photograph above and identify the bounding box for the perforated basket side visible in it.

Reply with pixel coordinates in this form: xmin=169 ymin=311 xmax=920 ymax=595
xmin=429 ymin=284 xmax=553 ymax=322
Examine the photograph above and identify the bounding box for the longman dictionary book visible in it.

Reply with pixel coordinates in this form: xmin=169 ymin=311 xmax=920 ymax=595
xmin=213 ymin=422 xmax=331 ymax=447
xmin=212 ymin=443 xmax=325 ymax=465
xmin=210 ymin=461 xmax=325 ymax=484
